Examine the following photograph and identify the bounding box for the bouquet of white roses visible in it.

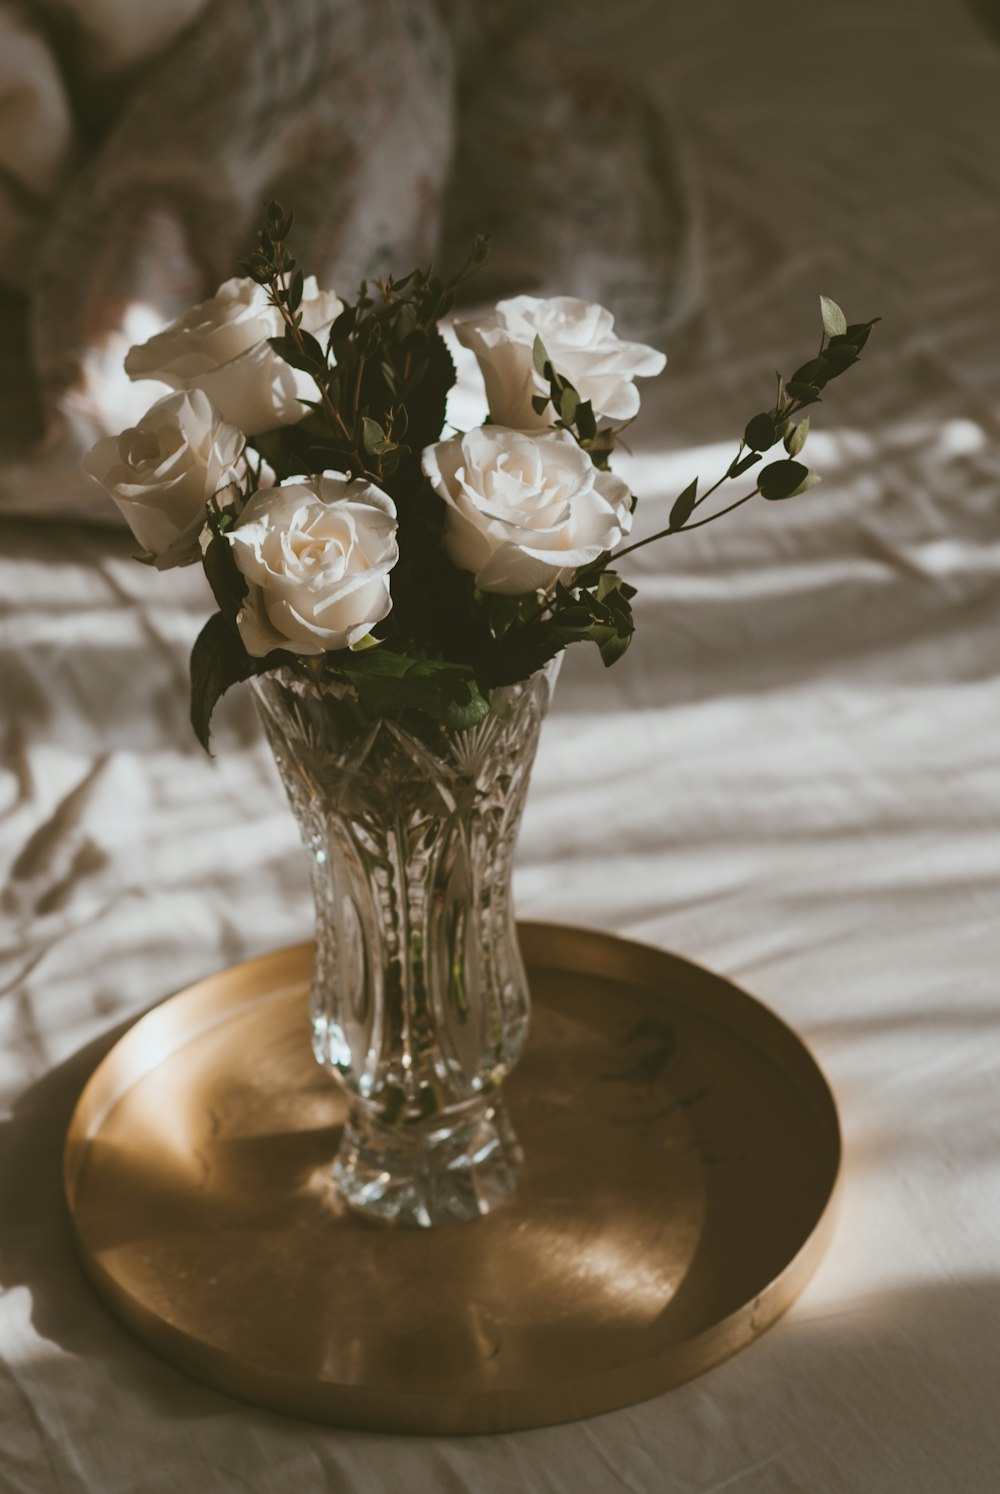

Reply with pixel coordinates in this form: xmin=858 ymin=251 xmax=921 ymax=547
xmin=85 ymin=203 xmax=877 ymax=749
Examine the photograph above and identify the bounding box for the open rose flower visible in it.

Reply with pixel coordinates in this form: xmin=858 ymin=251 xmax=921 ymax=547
xmin=421 ymin=426 xmax=633 ymax=595
xmin=83 ymin=388 xmax=244 ymax=566
xmin=228 ymin=473 xmax=398 ymax=657
xmin=124 ymin=275 xmax=342 ymax=436
xmin=455 ymin=295 xmax=666 ymax=431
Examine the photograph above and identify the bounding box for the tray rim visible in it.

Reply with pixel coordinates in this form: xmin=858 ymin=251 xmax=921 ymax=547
xmin=63 ymin=920 xmax=842 ymax=1435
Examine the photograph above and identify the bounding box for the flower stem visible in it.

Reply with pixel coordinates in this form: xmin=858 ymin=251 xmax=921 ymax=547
xmin=612 ymin=488 xmax=761 ymax=562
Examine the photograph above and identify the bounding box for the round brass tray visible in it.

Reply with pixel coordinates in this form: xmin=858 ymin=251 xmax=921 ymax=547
xmin=64 ymin=922 xmax=840 ymax=1435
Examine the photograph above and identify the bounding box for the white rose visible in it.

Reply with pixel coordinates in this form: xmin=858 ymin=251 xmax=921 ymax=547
xmin=421 ymin=426 xmax=633 ymax=596
xmin=83 ymin=388 xmax=244 ymax=565
xmin=228 ymin=472 xmax=398 ymax=657
xmin=124 ymin=275 xmax=343 ymax=436
xmin=455 ymin=295 xmax=666 ymax=431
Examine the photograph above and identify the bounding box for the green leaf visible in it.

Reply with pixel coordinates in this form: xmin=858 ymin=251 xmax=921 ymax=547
xmin=336 ymin=648 xmax=413 ymax=679
xmin=486 ymin=593 xmax=532 ymax=640
xmin=599 ymin=630 xmax=633 ymax=667
xmin=399 ymin=328 xmax=455 ymax=455
xmin=820 ymin=295 xmax=847 ymax=339
xmin=568 ymin=583 xmax=627 ymax=627
xmin=331 ymin=650 xmax=493 ymax=730
xmin=790 ymin=471 xmax=822 ymax=496
xmin=189 ymin=612 xmax=255 ymax=754
xmin=532 ymin=335 xmax=550 ymax=377
xmin=202 ymin=518 xmax=247 ymax=619
xmin=823 ymin=342 xmax=858 ymax=367
xmin=595 ymin=582 xmax=635 ymax=632
xmin=571 ymin=550 xmax=613 ymax=589
xmin=352 ymin=670 xmax=490 ymax=731
xmin=730 ymin=451 xmax=762 ymax=479
xmin=786 ymin=381 xmax=822 ymax=404
xmin=397 ymin=325 xmax=424 ymax=356
xmin=669 ymin=477 xmax=698 ymax=530
xmin=586 ymin=428 xmax=617 ymax=468
xmin=784 ymin=417 xmax=809 ymax=456
xmin=596 ymin=569 xmax=636 ymax=603
xmin=844 ymin=318 xmax=881 ymax=352
xmin=560 ymin=386 xmax=579 ymax=425
xmin=298 ymin=330 xmax=325 ymax=366
xmin=773 ymin=370 xmax=788 ymax=414
xmin=791 ymin=357 xmax=830 ymax=388
xmin=267 ymin=334 xmax=322 ymax=376
xmin=248 ymin=260 xmax=275 ymax=286
xmin=486 ymin=623 xmax=603 ymax=685
xmin=744 ymin=413 xmax=778 ymax=451
xmin=396 ymin=304 xmax=418 ymax=342
xmin=486 ymin=571 xmax=635 ymax=683
xmin=575 ymin=400 xmax=597 ymax=441
xmin=759 ymin=459 xmax=811 ymax=500
xmin=531 ymin=394 xmax=550 ymax=416
xmin=362 ymin=417 xmax=386 ymax=454
xmin=329 ymin=305 xmax=356 ymax=341
xmin=287 ymin=269 xmax=304 ymax=313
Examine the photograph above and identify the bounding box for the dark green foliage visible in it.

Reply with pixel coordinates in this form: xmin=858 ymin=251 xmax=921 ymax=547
xmin=728 ymin=451 xmax=762 ymax=478
xmin=784 ymin=417 xmax=809 ymax=457
xmin=328 ymin=649 xmax=492 ymax=730
xmin=484 ymin=573 xmax=636 ymax=684
xmin=669 ymin=478 xmax=698 ymax=530
xmin=201 ymin=508 xmax=246 ymax=621
xmin=189 ymin=612 xmax=256 ymax=753
xmin=744 ymin=413 xmax=779 ymax=451
xmin=759 ymin=459 xmax=810 ymax=500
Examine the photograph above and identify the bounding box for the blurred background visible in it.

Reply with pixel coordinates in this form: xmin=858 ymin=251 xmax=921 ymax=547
xmin=3 ymin=0 xmax=999 ymax=513
xmin=3 ymin=2 xmax=1000 ymax=1489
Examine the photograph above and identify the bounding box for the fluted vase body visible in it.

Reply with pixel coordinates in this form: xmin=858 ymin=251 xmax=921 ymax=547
xmin=253 ymin=663 xmax=557 ymax=1227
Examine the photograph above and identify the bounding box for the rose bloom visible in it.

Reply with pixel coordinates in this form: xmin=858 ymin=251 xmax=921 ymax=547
xmin=124 ymin=275 xmax=342 ymax=436
xmin=83 ymin=388 xmax=244 ymax=565
xmin=228 ymin=473 xmax=398 ymax=657
xmin=421 ymin=426 xmax=633 ymax=595
xmin=455 ymin=295 xmax=666 ymax=431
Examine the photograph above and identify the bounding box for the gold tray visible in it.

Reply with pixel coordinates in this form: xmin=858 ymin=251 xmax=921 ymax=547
xmin=64 ymin=922 xmax=840 ymax=1434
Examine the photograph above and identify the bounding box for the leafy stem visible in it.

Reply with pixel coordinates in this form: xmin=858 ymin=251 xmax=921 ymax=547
xmin=270 ymin=275 xmax=356 ymax=449
xmin=612 ymin=488 xmax=761 ymax=562
xmin=569 ymin=299 xmax=879 ymax=585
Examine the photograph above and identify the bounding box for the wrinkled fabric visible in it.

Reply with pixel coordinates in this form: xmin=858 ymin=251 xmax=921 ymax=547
xmin=3 ymin=0 xmax=1000 ymax=1488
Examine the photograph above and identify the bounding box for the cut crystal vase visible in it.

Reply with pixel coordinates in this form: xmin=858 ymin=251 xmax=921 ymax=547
xmin=253 ymin=662 xmax=557 ymax=1227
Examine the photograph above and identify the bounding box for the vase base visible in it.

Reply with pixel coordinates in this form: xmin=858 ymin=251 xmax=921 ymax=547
xmin=332 ymin=1097 xmax=523 ymax=1227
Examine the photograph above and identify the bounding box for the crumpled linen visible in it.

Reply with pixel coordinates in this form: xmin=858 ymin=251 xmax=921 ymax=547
xmin=3 ymin=0 xmax=1000 ymax=1489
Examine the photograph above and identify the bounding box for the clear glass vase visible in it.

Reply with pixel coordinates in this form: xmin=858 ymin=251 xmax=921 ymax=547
xmin=253 ymin=661 xmax=558 ymax=1227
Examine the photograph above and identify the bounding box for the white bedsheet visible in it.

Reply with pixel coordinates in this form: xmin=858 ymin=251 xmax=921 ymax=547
xmin=3 ymin=0 xmax=1000 ymax=1489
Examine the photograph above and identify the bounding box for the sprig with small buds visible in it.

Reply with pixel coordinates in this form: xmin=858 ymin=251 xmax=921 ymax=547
xmin=482 ymin=297 xmax=879 ymax=686
xmin=240 ymin=201 xmax=489 ymax=492
xmin=614 ymin=295 xmax=880 ymax=560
